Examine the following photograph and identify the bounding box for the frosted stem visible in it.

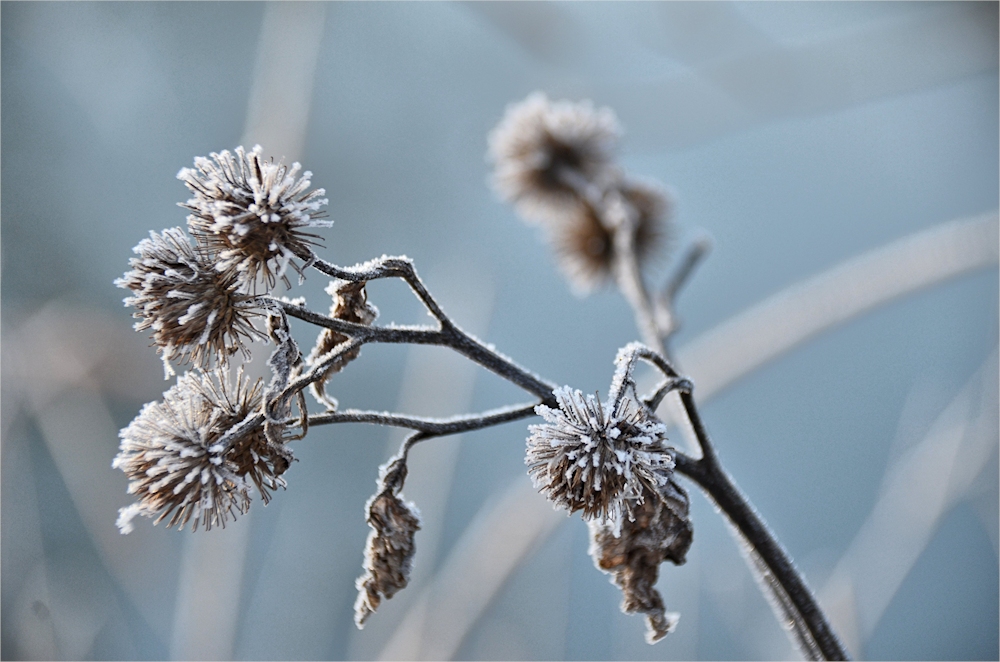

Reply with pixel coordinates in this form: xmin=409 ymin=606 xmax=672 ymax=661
xmin=673 ymin=392 xmax=849 ymax=660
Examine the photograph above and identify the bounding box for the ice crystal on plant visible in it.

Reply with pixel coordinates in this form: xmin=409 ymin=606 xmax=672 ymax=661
xmin=489 ymin=92 xmax=620 ymax=224
xmin=113 ymin=368 xmax=291 ymax=533
xmin=589 ymin=478 xmax=692 ymax=643
xmin=526 ymin=386 xmax=674 ymax=530
xmin=116 ymin=227 xmax=262 ymax=377
xmin=179 ymin=145 xmax=331 ymax=289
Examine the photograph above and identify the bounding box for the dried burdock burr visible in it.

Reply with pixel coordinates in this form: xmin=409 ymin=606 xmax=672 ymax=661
xmin=179 ymin=145 xmax=331 ymax=289
xmin=116 ymin=227 xmax=263 ymax=377
xmin=113 ymin=368 xmax=291 ymax=534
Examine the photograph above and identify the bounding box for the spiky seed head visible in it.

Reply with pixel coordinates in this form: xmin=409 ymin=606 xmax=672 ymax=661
xmin=178 ymin=145 xmax=331 ymax=290
xmin=553 ymin=180 xmax=672 ymax=293
xmin=526 ymin=386 xmax=674 ymax=529
xmin=489 ymin=92 xmax=620 ymax=223
xmin=589 ymin=479 xmax=692 ymax=643
xmin=113 ymin=368 xmax=292 ymax=533
xmin=116 ymin=227 xmax=263 ymax=377
xmin=354 ymin=491 xmax=421 ymax=628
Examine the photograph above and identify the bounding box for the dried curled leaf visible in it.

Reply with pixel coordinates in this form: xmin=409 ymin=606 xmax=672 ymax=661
xmin=306 ymin=280 xmax=378 ymax=409
xmin=263 ymin=309 xmax=304 ymax=444
xmin=354 ymin=479 xmax=421 ymax=628
xmin=588 ymin=477 xmax=692 ymax=643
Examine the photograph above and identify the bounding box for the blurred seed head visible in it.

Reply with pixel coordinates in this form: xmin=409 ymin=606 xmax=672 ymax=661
xmin=589 ymin=478 xmax=692 ymax=643
xmin=554 ymin=180 xmax=672 ymax=293
xmin=113 ymin=368 xmax=291 ymax=533
xmin=115 ymin=227 xmax=263 ymax=377
xmin=489 ymin=92 xmax=620 ymax=224
xmin=179 ymin=145 xmax=331 ymax=290
xmin=526 ymin=386 xmax=675 ymax=529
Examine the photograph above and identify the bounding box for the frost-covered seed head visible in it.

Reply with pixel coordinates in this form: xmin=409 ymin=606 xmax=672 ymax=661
xmin=354 ymin=490 xmax=421 ymax=628
xmin=526 ymin=386 xmax=674 ymax=528
xmin=554 ymin=180 xmax=672 ymax=293
xmin=113 ymin=368 xmax=292 ymax=533
xmin=589 ymin=479 xmax=692 ymax=644
xmin=179 ymin=145 xmax=331 ymax=290
xmin=116 ymin=227 xmax=263 ymax=377
xmin=489 ymin=92 xmax=620 ymax=223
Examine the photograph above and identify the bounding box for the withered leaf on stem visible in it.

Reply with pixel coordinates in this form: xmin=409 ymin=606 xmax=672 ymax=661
xmin=588 ymin=477 xmax=692 ymax=644
xmin=354 ymin=477 xmax=421 ymax=628
xmin=306 ymin=280 xmax=378 ymax=410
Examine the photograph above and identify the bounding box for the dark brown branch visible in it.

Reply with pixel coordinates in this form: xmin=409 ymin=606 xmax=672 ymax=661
xmin=672 ymin=397 xmax=849 ymax=661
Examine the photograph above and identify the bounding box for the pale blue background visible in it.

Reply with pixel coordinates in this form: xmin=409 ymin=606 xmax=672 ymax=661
xmin=3 ymin=2 xmax=997 ymax=660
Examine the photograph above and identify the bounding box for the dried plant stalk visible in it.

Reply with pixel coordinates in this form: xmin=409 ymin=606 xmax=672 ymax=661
xmin=113 ymin=129 xmax=850 ymax=660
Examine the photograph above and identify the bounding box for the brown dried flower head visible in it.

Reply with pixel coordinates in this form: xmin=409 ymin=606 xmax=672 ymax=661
xmin=489 ymin=92 xmax=620 ymax=223
xmin=116 ymin=227 xmax=262 ymax=377
xmin=526 ymin=386 xmax=675 ymax=529
xmin=113 ymin=368 xmax=292 ymax=533
xmin=554 ymin=180 xmax=672 ymax=293
xmin=178 ymin=145 xmax=331 ymax=289
xmin=306 ymin=280 xmax=379 ymax=409
xmin=354 ymin=477 xmax=421 ymax=628
xmin=589 ymin=479 xmax=692 ymax=643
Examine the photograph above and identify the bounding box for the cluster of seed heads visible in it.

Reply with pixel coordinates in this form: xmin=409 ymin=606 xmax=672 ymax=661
xmin=114 ymin=146 xmax=330 ymax=532
xmin=118 ymin=145 xmax=330 ymax=378
xmin=114 ymin=114 xmax=694 ymax=645
xmin=489 ymin=92 xmax=673 ymax=292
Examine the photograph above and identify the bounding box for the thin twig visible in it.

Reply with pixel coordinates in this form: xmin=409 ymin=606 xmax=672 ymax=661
xmin=609 ymin=206 xmax=665 ymax=355
xmin=308 ymin=402 xmax=540 ymax=437
xmin=643 ymin=377 xmax=693 ymax=411
xmin=280 ymin=304 xmax=553 ymax=401
xmin=611 ymin=343 xmax=848 ymax=658
xmin=662 ymin=237 xmax=712 ymax=308
xmin=297 ymin=252 xmax=453 ymax=327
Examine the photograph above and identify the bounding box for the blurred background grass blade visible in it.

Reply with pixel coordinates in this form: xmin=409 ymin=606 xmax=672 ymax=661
xmin=821 ymin=348 xmax=999 ymax=656
xmin=169 ymin=4 xmax=326 ymax=660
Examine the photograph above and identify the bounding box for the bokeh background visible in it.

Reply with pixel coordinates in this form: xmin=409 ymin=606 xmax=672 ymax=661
xmin=2 ymin=2 xmax=998 ymax=660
